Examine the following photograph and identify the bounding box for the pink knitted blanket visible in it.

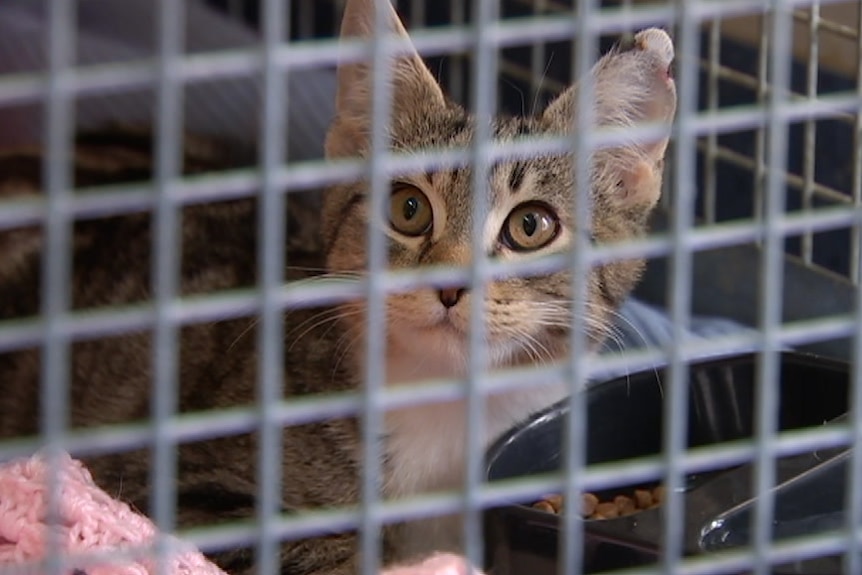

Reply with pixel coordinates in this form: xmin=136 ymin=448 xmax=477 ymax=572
xmin=0 ymin=451 xmax=226 ymax=575
xmin=0 ymin=452 xmax=482 ymax=575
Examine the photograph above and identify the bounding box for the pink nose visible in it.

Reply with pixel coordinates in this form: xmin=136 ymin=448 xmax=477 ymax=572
xmin=438 ymin=288 xmax=466 ymax=308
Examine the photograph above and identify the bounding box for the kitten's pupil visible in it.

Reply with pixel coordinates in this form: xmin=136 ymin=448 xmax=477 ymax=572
xmin=403 ymin=197 xmax=419 ymax=220
xmin=522 ymin=213 xmax=537 ymax=236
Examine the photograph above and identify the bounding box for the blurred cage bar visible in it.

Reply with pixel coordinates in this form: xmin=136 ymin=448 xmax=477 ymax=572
xmin=2 ymin=0 xmax=862 ymax=574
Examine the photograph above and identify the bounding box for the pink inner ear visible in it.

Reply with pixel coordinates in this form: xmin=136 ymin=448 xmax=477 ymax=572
xmin=643 ymin=135 xmax=670 ymax=163
xmin=628 ymin=87 xmax=674 ymax=163
xmin=620 ymin=159 xmax=659 ymax=206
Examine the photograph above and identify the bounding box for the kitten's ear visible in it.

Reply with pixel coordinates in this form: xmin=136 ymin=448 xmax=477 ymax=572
xmin=542 ymin=29 xmax=677 ymax=209
xmin=325 ymin=0 xmax=446 ymax=159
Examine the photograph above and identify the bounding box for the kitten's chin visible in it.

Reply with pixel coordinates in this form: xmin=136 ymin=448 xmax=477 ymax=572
xmin=387 ymin=321 xmax=528 ymax=376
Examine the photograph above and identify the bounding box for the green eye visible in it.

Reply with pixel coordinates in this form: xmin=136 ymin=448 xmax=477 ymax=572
xmin=501 ymin=202 xmax=559 ymax=251
xmin=389 ymin=185 xmax=433 ymax=236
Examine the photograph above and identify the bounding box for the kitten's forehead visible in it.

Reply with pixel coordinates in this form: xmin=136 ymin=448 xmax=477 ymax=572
xmin=390 ymin=104 xmax=473 ymax=150
xmin=390 ymin=106 xmax=560 ymax=190
xmin=391 ymin=106 xmax=543 ymax=151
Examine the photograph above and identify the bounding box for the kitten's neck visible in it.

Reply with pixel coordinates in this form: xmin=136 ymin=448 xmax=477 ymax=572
xmin=370 ymin=331 xmax=568 ymax=484
xmin=340 ymin=324 xmax=570 ymax=556
xmin=380 ymin=330 xmax=568 ymax=386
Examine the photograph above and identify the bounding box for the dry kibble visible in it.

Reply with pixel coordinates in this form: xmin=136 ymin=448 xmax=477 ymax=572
xmin=581 ymin=493 xmax=599 ymax=517
xmin=614 ymin=495 xmax=637 ymax=516
xmin=634 ymin=489 xmax=653 ymax=509
xmin=613 ymin=495 xmax=631 ymax=507
xmin=546 ymin=494 xmax=563 ymax=513
xmin=531 ymin=484 xmax=665 ymax=520
xmin=594 ymin=502 xmax=619 ymax=519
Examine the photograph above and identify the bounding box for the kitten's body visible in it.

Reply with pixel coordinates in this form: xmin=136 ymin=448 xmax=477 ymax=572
xmin=0 ymin=1 xmax=676 ymax=573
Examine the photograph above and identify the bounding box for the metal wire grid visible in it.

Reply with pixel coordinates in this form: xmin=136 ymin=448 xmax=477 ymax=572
xmin=0 ymin=0 xmax=862 ymax=574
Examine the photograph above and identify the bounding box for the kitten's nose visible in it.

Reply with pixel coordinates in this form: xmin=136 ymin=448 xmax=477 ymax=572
xmin=438 ymin=288 xmax=466 ymax=308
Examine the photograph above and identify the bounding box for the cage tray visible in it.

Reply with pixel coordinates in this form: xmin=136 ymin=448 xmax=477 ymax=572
xmin=484 ymin=351 xmax=853 ymax=575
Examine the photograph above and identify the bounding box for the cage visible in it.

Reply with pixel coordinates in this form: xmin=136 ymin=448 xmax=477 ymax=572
xmin=0 ymin=1 xmax=861 ymax=575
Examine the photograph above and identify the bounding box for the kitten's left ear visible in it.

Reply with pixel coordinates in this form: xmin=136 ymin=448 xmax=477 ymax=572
xmin=326 ymin=0 xmax=447 ymax=159
xmin=542 ymin=29 xmax=677 ymax=209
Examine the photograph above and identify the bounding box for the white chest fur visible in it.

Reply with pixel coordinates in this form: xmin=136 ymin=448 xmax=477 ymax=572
xmin=381 ymin=345 xmax=568 ymax=557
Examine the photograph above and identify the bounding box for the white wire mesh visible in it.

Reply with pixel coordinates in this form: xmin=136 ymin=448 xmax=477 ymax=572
xmin=0 ymin=0 xmax=861 ymax=574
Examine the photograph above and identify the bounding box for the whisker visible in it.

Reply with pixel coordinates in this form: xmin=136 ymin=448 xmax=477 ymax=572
xmin=288 ymin=272 xmax=364 ymax=285
xmin=592 ymin=304 xmax=664 ymax=398
xmin=285 ymin=307 xmax=363 ymax=353
xmin=501 ymin=75 xmax=526 ymax=117
xmin=330 ymin=328 xmax=360 ymax=381
xmin=530 ymin=51 xmax=556 ymax=118
xmin=497 ymin=324 xmax=554 ymax=367
xmin=523 ymin=299 xmax=646 ymax=388
xmin=601 ymin=307 xmax=654 ymax=350
xmin=594 ymin=328 xmax=634 ymax=394
xmin=227 ymin=317 xmax=260 ymax=353
xmin=332 ymin=327 xmax=357 ymax=360
xmin=523 ymin=332 xmax=553 ymax=365
xmin=227 ymin=293 xmax=360 ymax=354
xmin=332 ymin=334 xmax=362 ymax=383
xmin=285 ymin=307 xmax=346 ymax=340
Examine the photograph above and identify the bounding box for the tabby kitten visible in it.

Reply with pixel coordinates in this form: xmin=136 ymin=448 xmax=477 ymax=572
xmin=0 ymin=0 xmax=676 ymax=573
xmin=322 ymin=0 xmax=676 ymax=559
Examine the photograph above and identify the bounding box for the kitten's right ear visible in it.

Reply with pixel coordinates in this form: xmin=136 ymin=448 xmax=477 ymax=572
xmin=325 ymin=0 xmax=446 ymax=159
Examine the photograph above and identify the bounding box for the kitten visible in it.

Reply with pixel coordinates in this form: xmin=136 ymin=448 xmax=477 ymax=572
xmin=0 ymin=0 xmax=676 ymax=574
xmin=321 ymin=0 xmax=676 ymax=559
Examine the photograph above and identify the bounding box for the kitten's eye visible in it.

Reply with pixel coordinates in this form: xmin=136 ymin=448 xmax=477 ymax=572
xmin=501 ymin=202 xmax=560 ymax=251
xmin=389 ymin=184 xmax=433 ymax=237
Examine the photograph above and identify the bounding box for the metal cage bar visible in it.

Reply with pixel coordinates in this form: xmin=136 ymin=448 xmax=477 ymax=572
xmin=852 ymin=3 xmax=862 ymax=284
xmin=702 ymin=16 xmax=721 ymax=226
xmin=800 ymin=3 xmax=819 ymax=265
xmin=560 ymin=0 xmax=596 ymax=571
xmin=39 ymin=1 xmax=76 ymax=574
xmin=464 ymin=0 xmax=498 ymax=566
xmin=150 ymin=2 xmax=186 ymax=574
xmin=256 ymin=0 xmax=289 ymax=573
xmin=752 ymin=4 xmax=794 ymax=575
xmin=662 ymin=0 xmax=699 ymax=573
xmin=358 ymin=0 xmax=396 ymax=572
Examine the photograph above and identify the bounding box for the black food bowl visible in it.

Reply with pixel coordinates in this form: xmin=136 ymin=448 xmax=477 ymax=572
xmin=484 ymin=352 xmax=853 ymax=575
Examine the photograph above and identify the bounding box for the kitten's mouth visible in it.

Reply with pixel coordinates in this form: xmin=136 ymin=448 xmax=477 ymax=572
xmin=429 ymin=316 xmax=464 ymax=335
xmin=410 ymin=311 xmax=469 ymax=338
